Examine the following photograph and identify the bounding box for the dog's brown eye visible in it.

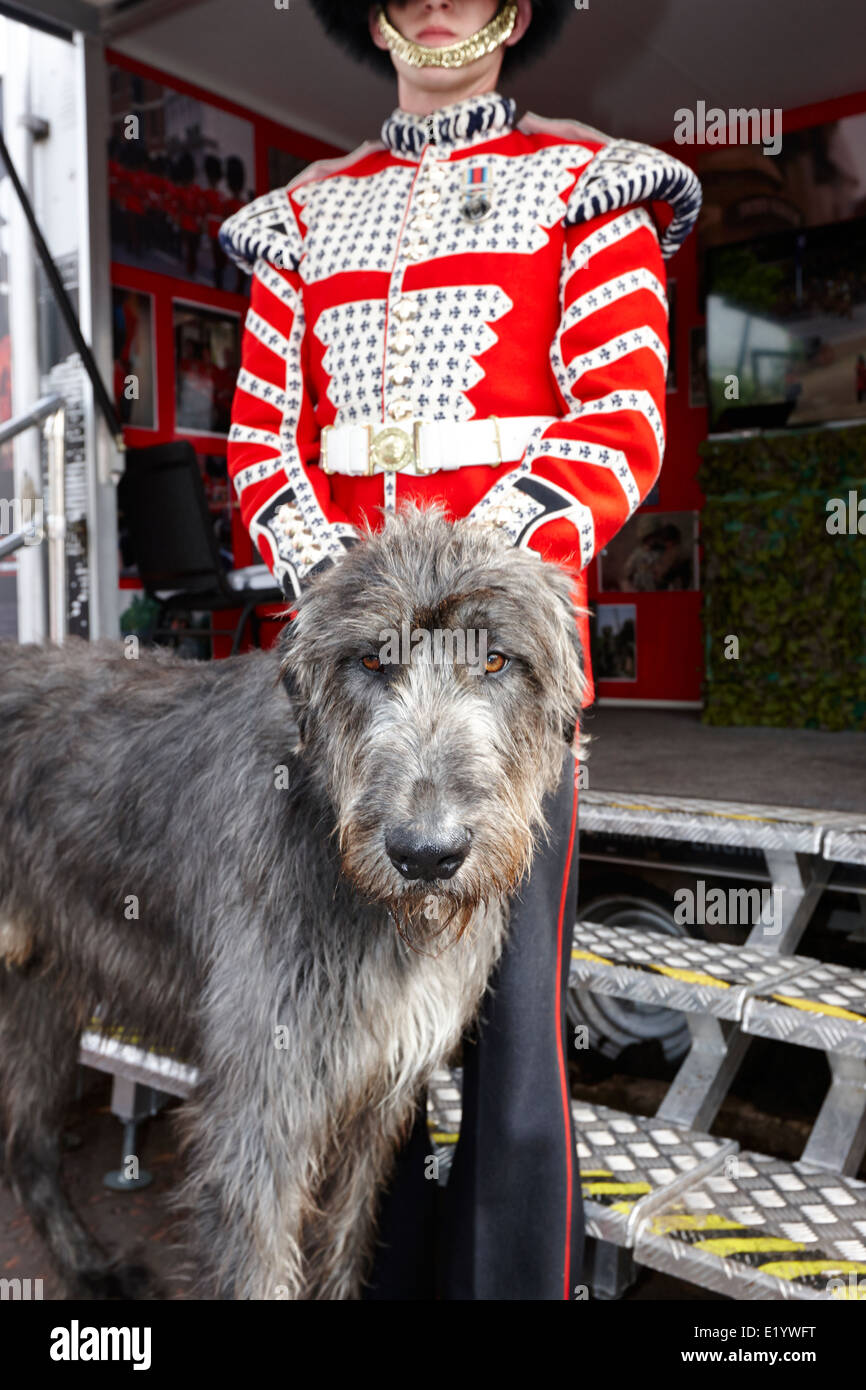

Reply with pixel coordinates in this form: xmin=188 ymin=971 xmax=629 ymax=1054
xmin=484 ymin=652 xmax=508 ymax=674
xmin=361 ymin=655 xmax=382 ymax=672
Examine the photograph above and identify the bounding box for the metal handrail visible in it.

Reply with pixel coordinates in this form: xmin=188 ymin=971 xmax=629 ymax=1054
xmin=0 ymin=522 xmax=41 ymax=560
xmin=0 ymin=393 xmax=64 ymax=447
xmin=45 ymin=406 xmax=67 ymax=644
xmin=1 ymin=399 xmax=68 ymax=644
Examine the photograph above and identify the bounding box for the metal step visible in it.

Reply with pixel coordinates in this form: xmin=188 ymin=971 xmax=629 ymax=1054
xmin=426 ymin=1069 xmax=866 ymax=1299
xmin=632 ymin=1150 xmax=866 ymax=1301
xmin=571 ymin=922 xmax=866 ymax=1060
xmin=580 ymin=789 xmax=863 ymax=856
xmin=572 ymin=1099 xmax=734 ymax=1248
xmin=426 ymin=1066 xmax=462 ymax=1185
xmin=79 ymin=1017 xmax=197 ymax=1098
xmin=426 ymin=1069 xmax=732 ymax=1235
xmin=571 ymin=921 xmax=812 ymax=1023
xmin=743 ymin=960 xmax=866 ymax=1058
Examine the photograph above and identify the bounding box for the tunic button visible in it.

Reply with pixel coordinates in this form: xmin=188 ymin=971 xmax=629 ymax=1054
xmin=393 ymin=300 xmax=416 ymax=322
xmin=405 ymin=241 xmax=427 ymax=261
xmin=388 ymin=363 xmax=412 ymax=385
xmin=388 ymin=398 xmax=413 ymax=421
xmin=416 ymin=189 xmax=441 ymax=209
xmin=410 ymin=213 xmax=434 ymax=232
xmin=392 ymin=329 xmax=415 ymax=354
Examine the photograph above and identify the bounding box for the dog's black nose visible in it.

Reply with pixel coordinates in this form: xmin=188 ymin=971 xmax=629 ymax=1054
xmin=386 ymin=827 xmax=471 ymax=881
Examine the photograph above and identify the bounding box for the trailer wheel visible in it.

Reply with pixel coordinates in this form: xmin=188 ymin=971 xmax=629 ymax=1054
xmin=569 ymin=881 xmax=693 ymax=1065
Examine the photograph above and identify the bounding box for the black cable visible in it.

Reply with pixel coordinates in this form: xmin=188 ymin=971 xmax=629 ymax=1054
xmin=0 ymin=126 xmax=125 ymax=449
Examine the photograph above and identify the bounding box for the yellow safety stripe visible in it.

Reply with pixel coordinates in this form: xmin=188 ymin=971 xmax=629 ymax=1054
xmin=768 ymin=994 xmax=866 ymax=1025
xmin=651 ymin=1211 xmax=866 ymax=1290
xmin=600 ymin=798 xmax=804 ymax=827
xmin=583 ymin=1181 xmax=653 ymax=1197
xmin=695 ymin=1237 xmax=806 ymax=1257
xmin=651 ymin=1212 xmax=746 ymax=1234
xmin=758 ymin=1260 xmax=866 ymax=1281
xmin=648 ymin=964 xmax=731 ymax=989
xmin=571 ymin=950 xmax=731 ymax=990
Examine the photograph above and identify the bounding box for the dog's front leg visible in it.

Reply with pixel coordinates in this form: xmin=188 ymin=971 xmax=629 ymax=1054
xmin=183 ymin=1062 xmax=331 ymax=1300
xmin=180 ymin=947 xmax=337 ymax=1300
xmin=300 ymin=1096 xmax=420 ymax=1300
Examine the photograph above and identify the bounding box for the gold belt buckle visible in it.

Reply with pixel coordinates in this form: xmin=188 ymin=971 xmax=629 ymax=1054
xmin=319 ymin=424 xmax=333 ymax=474
xmin=368 ymin=425 xmax=415 ymax=475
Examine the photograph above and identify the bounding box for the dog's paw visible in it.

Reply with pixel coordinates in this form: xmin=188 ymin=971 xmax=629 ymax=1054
xmin=68 ymin=1261 xmax=161 ymax=1301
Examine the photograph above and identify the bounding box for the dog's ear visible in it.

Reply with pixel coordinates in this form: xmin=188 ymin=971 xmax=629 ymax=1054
xmin=277 ymin=606 xmax=301 ymax=705
xmin=279 ymin=617 xmax=314 ymax=749
xmin=560 ymin=593 xmax=586 ymax=747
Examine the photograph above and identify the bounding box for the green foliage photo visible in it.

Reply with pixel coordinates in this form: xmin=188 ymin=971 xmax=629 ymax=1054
xmin=698 ymin=425 xmax=866 ymax=731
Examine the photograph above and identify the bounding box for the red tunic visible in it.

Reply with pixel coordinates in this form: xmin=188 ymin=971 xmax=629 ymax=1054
xmin=219 ymin=95 xmax=701 ymax=703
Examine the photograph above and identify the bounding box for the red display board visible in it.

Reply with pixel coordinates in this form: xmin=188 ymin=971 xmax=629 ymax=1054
xmin=590 ymin=85 xmax=866 ymax=705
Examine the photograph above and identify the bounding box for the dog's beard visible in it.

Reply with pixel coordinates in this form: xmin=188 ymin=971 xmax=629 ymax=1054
xmin=386 ymin=881 xmax=482 ymax=955
xmin=338 ymin=819 xmax=536 ymax=955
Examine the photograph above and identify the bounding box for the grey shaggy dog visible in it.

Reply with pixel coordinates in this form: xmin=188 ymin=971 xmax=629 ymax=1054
xmin=0 ymin=506 xmax=585 ymax=1300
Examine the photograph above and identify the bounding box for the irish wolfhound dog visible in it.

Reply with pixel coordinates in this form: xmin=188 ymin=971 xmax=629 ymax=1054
xmin=0 ymin=507 xmax=584 ymax=1299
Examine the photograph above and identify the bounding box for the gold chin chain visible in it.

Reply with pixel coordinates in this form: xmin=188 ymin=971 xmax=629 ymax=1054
xmin=377 ymin=3 xmax=518 ymax=69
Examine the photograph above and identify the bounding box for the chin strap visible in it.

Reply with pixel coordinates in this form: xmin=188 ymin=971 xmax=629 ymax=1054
xmin=376 ymin=2 xmax=518 ymax=69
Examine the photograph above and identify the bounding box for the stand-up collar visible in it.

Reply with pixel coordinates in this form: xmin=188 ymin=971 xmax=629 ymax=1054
xmin=381 ymin=94 xmax=517 ymax=157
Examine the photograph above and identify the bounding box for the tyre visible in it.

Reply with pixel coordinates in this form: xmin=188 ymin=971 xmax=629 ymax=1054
xmin=568 ymin=877 xmax=694 ymax=1065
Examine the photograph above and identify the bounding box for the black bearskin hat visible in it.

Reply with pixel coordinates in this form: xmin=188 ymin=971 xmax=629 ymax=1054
xmin=308 ymin=2 xmax=571 ymax=76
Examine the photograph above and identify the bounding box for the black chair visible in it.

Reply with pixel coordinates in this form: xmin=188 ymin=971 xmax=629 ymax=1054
xmin=118 ymin=442 xmax=283 ymax=655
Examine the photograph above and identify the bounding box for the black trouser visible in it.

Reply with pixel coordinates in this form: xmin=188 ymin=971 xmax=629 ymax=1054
xmin=365 ymin=751 xmax=583 ymax=1300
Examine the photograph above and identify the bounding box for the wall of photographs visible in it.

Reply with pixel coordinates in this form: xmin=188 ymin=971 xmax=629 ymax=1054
xmin=587 ymin=222 xmax=706 ymax=702
xmin=106 ymin=49 xmax=340 ymax=644
xmin=587 ymin=86 xmax=866 ymax=704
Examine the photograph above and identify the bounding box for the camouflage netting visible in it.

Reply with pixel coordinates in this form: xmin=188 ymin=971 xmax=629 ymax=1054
xmin=698 ymin=426 xmax=866 ymax=732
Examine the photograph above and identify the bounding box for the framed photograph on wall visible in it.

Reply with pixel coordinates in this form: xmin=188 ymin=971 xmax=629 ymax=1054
xmin=108 ymin=62 xmax=255 ymax=292
xmin=592 ymin=604 xmax=637 ymax=681
xmin=698 ymin=111 xmax=866 ymax=253
xmin=689 ymin=325 xmax=708 ymax=408
xmin=598 ymin=510 xmax=699 ymax=593
xmin=112 ymin=287 xmax=157 ymax=430
xmin=173 ymin=301 xmax=241 ymax=436
xmin=665 ymin=278 xmax=677 ymax=393
xmin=268 ymin=146 xmax=309 ymax=190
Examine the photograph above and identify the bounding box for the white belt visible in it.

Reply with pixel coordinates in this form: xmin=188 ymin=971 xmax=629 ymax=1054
xmin=319 ymin=417 xmax=546 ymax=477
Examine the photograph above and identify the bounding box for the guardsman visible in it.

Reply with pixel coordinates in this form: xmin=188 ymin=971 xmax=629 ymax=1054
xmin=220 ymin=0 xmax=700 ymax=1300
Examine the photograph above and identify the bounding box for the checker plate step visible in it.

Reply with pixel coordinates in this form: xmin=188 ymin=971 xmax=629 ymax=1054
xmin=633 ymin=1151 xmax=866 ymax=1300
xmin=571 ymin=921 xmax=811 ymax=1021
xmin=426 ymin=1069 xmax=734 ymax=1247
xmin=743 ymin=961 xmax=866 ymax=1058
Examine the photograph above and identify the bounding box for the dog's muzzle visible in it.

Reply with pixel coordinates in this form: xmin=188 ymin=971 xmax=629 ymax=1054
xmin=385 ymin=826 xmax=472 ymax=882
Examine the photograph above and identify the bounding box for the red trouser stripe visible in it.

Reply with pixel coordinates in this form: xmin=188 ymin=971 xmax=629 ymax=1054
xmin=554 ymin=765 xmax=579 ymax=1300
